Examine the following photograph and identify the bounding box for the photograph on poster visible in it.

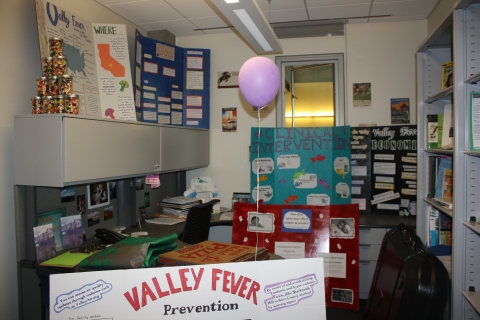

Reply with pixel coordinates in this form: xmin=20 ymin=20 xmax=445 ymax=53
xmin=77 ymin=194 xmax=86 ymax=215
xmin=109 ymin=182 xmax=117 ymax=199
xmin=353 ymin=83 xmax=371 ymax=107
xmin=87 ymin=212 xmax=100 ymax=227
xmin=60 ymin=215 xmax=83 ymax=250
xmin=60 ymin=187 xmax=75 ymax=203
xmin=103 ymin=206 xmax=114 ymax=221
xmin=222 ymin=107 xmax=237 ymax=132
xmin=330 ymin=218 xmax=355 ymax=238
xmin=331 ymin=288 xmax=354 ymax=304
xmin=217 ymin=71 xmax=239 ymax=88
xmin=33 ymin=224 xmax=56 ymax=264
xmin=391 ymin=98 xmax=410 ymax=124
xmin=247 ymin=212 xmax=274 ymax=233
xmin=88 ymin=182 xmax=110 ymax=209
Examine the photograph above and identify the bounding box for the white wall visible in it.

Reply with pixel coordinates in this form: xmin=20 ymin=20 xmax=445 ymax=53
xmin=0 ymin=0 xmax=143 ymax=317
xmin=178 ymin=20 xmax=427 ymax=209
xmin=346 ymin=21 xmax=427 ymax=126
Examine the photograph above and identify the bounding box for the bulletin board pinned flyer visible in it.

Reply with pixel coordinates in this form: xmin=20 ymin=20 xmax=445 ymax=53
xmin=49 ymin=258 xmax=326 ymax=320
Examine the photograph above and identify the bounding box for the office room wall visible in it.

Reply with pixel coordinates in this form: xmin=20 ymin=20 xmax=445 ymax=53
xmin=178 ymin=20 xmax=427 ymax=209
xmin=1 ymin=0 xmax=143 ymax=317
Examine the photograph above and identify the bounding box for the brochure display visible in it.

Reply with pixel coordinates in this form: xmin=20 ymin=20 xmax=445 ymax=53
xmin=249 ymin=126 xmax=351 ymax=206
xmin=49 ymin=257 xmax=327 ymax=319
xmin=135 ymin=31 xmax=210 ymax=128
xmin=232 ymin=202 xmax=360 ymax=311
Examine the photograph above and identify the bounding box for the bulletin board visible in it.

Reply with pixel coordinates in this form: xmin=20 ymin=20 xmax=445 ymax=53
xmin=134 ymin=30 xmax=210 ymax=128
xmin=232 ymin=202 xmax=360 ymax=311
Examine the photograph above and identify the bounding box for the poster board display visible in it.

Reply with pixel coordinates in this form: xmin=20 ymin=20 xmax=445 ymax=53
xmin=350 ymin=125 xmax=417 ymax=216
xmin=49 ymin=257 xmax=327 ymax=319
xmin=350 ymin=127 xmax=372 ymax=214
xmin=250 ymin=127 xmax=351 ymax=206
xmin=232 ymin=202 xmax=360 ymax=311
xmin=135 ymin=31 xmax=210 ymax=128
xmin=35 ymin=1 xmax=136 ymax=120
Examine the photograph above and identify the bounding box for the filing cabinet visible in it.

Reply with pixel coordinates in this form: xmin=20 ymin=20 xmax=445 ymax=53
xmin=359 ymin=227 xmax=388 ymax=299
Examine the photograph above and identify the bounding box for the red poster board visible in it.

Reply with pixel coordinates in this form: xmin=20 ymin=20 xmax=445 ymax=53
xmin=232 ymin=203 xmax=359 ymax=311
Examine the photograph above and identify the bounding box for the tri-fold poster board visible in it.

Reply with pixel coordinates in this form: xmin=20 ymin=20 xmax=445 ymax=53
xmin=49 ymin=257 xmax=327 ymax=319
xmin=232 ymin=202 xmax=360 ymax=311
xmin=135 ymin=31 xmax=210 ymax=128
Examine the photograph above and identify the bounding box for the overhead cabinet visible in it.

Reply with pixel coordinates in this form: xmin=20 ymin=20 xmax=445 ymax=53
xmin=14 ymin=115 xmax=209 ymax=187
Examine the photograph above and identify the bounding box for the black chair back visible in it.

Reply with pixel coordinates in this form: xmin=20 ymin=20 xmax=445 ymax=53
xmin=179 ymin=199 xmax=220 ymax=245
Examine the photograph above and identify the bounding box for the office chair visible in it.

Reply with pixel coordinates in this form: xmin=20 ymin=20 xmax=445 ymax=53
xmin=178 ymin=199 xmax=220 ymax=245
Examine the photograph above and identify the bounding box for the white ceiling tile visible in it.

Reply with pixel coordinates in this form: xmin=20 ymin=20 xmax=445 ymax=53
xmin=263 ymin=9 xmax=309 ymax=23
xmin=173 ymin=31 xmax=208 ymax=37
xmin=368 ymin=14 xmax=428 ymax=23
xmin=189 ymin=16 xmax=230 ymax=29
xmin=138 ymin=19 xmax=197 ymax=32
xmin=201 ymin=28 xmax=235 ymax=35
xmin=308 ymin=4 xmax=371 ymax=20
xmin=106 ymin=0 xmax=183 ymax=24
xmin=371 ymin=1 xmax=435 ymax=17
xmin=306 ymin=0 xmax=372 ymax=7
xmin=164 ymin=0 xmax=219 ymax=19
xmin=96 ymin=0 xmax=144 ymax=5
xmin=256 ymin=0 xmax=306 ymax=11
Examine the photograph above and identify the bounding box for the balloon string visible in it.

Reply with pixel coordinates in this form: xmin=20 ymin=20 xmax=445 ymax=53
xmin=255 ymin=107 xmax=263 ymax=260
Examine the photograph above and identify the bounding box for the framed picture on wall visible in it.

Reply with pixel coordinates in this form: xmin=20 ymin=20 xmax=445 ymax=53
xmin=87 ymin=181 xmax=110 ymax=209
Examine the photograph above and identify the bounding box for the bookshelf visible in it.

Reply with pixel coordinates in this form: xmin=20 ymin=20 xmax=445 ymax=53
xmin=417 ymin=1 xmax=480 ymax=318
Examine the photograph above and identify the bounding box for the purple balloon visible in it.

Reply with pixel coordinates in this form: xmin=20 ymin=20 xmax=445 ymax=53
xmin=238 ymin=57 xmax=280 ymax=109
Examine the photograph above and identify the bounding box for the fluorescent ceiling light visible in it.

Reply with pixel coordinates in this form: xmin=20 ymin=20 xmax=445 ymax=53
xmin=225 ymin=0 xmax=239 ymax=3
xmin=233 ymin=9 xmax=272 ymax=52
xmin=210 ymin=0 xmax=282 ymax=54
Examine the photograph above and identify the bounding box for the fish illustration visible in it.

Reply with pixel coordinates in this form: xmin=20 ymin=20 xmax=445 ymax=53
xmin=311 ymin=155 xmax=326 ymax=163
xmin=318 ymin=179 xmax=332 ymax=190
xmin=258 ymin=167 xmax=265 ymax=173
xmin=284 ymin=195 xmax=298 ymax=205
xmin=336 ymin=168 xmax=347 ymax=178
xmin=294 ymin=181 xmax=302 ymax=186
xmin=279 ymin=179 xmax=286 ymax=184
xmin=292 ymin=169 xmax=305 ymax=180
xmin=256 ymin=175 xmax=268 ymax=183
xmin=264 ymin=191 xmax=272 ymax=197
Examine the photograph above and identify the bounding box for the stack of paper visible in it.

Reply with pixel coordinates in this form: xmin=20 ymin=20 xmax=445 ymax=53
xmin=157 ymin=196 xmax=201 ymax=219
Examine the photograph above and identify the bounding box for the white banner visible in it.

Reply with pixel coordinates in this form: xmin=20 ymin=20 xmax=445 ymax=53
xmin=50 ymin=258 xmax=326 ymax=319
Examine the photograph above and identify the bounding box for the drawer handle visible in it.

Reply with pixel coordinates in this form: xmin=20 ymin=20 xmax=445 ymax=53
xmin=359 ymin=261 xmax=371 ymax=264
xmin=360 ymin=244 xmax=371 ymax=248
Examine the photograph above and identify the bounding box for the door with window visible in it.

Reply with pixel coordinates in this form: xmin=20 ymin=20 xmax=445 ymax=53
xmin=275 ymin=54 xmax=345 ymax=127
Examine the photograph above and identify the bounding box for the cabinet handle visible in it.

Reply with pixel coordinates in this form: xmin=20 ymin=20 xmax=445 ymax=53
xmin=360 ymin=244 xmax=371 ymax=248
xmin=360 ymin=228 xmax=372 ymax=232
xmin=360 ymin=261 xmax=371 ymax=264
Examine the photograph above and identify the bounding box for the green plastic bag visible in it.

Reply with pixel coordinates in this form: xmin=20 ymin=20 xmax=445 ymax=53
xmin=79 ymin=233 xmax=178 ymax=269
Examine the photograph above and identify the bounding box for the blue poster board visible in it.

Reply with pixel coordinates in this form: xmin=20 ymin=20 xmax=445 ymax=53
xmin=134 ymin=30 xmax=210 ymax=128
xmin=250 ymin=127 xmax=351 ymax=206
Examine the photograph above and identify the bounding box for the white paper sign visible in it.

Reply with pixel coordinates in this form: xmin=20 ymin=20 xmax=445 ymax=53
xmin=275 ymin=242 xmax=306 ymax=259
xmin=49 ymin=258 xmax=327 ymax=319
xmin=317 ymin=253 xmax=347 ymax=278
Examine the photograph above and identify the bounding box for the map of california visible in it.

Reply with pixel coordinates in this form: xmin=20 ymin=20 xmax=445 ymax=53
xmin=97 ymin=43 xmax=125 ymax=77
